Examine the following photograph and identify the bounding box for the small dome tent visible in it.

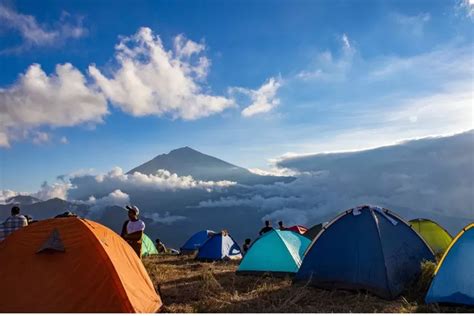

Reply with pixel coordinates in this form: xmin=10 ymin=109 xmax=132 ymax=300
xmin=409 ymin=218 xmax=453 ymax=255
xmin=0 ymin=217 xmax=162 ymax=312
xmin=181 ymin=229 xmax=215 ymax=253
xmin=196 ymin=230 xmax=242 ymax=261
xmin=295 ymin=205 xmax=435 ymax=299
xmin=237 ymin=229 xmax=310 ymax=275
xmin=425 ymin=223 xmax=474 ymax=306
xmin=141 ymin=234 xmax=159 ymax=257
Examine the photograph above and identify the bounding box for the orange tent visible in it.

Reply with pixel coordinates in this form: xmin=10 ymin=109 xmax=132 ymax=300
xmin=0 ymin=217 xmax=162 ymax=313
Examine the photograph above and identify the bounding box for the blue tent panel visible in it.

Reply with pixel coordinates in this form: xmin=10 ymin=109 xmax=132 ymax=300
xmin=181 ymin=230 xmax=215 ymax=252
xmin=295 ymin=205 xmax=434 ymax=299
xmin=426 ymin=224 xmax=474 ymax=306
xmin=196 ymin=233 xmax=242 ymax=261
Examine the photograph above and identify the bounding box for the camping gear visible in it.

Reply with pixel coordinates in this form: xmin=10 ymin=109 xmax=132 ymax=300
xmin=409 ymin=218 xmax=453 ymax=255
xmin=0 ymin=217 xmax=162 ymax=312
xmin=237 ymin=229 xmax=311 ymax=275
xmin=286 ymin=225 xmax=308 ymax=234
xmin=141 ymin=234 xmax=159 ymax=257
xmin=425 ymin=223 xmax=474 ymax=306
xmin=180 ymin=229 xmax=215 ymax=253
xmin=295 ymin=205 xmax=435 ymax=299
xmin=196 ymin=231 xmax=242 ymax=261
xmin=304 ymin=223 xmax=324 ymax=240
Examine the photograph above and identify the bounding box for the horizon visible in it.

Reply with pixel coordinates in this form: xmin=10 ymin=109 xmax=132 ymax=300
xmin=1 ymin=0 xmax=473 ymax=192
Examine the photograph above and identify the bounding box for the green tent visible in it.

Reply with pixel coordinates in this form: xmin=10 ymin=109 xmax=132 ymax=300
xmin=237 ymin=229 xmax=311 ymax=275
xmin=141 ymin=234 xmax=158 ymax=257
xmin=409 ymin=218 xmax=453 ymax=255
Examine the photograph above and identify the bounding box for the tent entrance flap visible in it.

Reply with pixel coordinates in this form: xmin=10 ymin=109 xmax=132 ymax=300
xmin=37 ymin=229 xmax=65 ymax=253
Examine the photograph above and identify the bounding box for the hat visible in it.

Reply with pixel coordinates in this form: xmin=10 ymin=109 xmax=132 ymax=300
xmin=125 ymin=205 xmax=140 ymax=215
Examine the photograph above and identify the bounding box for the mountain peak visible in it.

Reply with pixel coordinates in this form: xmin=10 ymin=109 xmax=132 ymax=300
xmin=168 ymin=146 xmax=200 ymax=155
xmin=127 ymin=147 xmax=294 ymax=185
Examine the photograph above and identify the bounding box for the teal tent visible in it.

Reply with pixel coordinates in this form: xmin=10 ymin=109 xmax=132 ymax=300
xmin=237 ymin=229 xmax=311 ymax=275
xmin=141 ymin=234 xmax=158 ymax=257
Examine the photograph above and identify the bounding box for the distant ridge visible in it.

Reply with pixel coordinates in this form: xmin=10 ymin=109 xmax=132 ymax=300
xmin=127 ymin=146 xmax=294 ymax=185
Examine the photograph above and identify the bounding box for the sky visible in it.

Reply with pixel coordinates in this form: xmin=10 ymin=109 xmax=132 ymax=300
xmin=0 ymin=0 xmax=473 ymax=192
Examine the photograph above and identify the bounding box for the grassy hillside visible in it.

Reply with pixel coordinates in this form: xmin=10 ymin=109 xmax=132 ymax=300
xmin=143 ymin=255 xmax=473 ymax=313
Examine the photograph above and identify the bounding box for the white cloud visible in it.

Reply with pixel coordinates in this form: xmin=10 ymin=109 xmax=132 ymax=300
xmin=149 ymin=212 xmax=187 ymax=225
xmin=0 ymin=63 xmax=108 ymax=147
xmin=86 ymin=189 xmax=130 ymax=219
xmin=65 ymin=167 xmax=236 ymax=201
xmin=391 ymin=12 xmax=430 ymax=37
xmin=0 ymin=189 xmax=23 ymax=204
xmin=457 ymin=0 xmax=474 ymax=18
xmin=296 ymin=34 xmax=355 ymax=82
xmin=31 ymin=180 xmax=72 ymax=201
xmin=0 ymin=5 xmax=87 ymax=53
xmin=32 ymin=131 xmax=50 ymax=145
xmin=89 ymin=27 xmax=234 ymax=120
xmin=60 ymin=136 xmax=69 ymax=144
xmin=234 ymin=77 xmax=282 ymax=117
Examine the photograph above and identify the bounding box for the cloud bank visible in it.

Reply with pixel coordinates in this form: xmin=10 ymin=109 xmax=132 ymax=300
xmin=196 ymin=131 xmax=474 ymax=227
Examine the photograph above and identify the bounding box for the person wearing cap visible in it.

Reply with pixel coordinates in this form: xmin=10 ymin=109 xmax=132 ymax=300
xmin=120 ymin=205 xmax=146 ymax=258
xmin=0 ymin=206 xmax=28 ymax=241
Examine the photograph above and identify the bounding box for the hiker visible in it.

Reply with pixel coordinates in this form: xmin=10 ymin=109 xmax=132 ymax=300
xmin=0 ymin=206 xmax=28 ymax=241
xmin=120 ymin=205 xmax=145 ymax=258
xmin=242 ymin=238 xmax=251 ymax=254
xmin=278 ymin=221 xmax=286 ymax=230
xmin=155 ymin=238 xmax=167 ymax=254
xmin=259 ymin=220 xmax=273 ymax=236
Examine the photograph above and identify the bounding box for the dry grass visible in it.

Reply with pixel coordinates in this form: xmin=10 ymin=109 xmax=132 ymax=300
xmin=143 ymin=255 xmax=474 ymax=313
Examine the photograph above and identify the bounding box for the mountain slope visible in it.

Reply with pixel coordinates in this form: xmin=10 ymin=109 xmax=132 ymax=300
xmin=128 ymin=146 xmax=293 ymax=185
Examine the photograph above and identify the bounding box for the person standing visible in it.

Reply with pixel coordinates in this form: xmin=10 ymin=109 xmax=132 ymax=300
xmin=0 ymin=206 xmax=28 ymax=241
xmin=120 ymin=205 xmax=145 ymax=258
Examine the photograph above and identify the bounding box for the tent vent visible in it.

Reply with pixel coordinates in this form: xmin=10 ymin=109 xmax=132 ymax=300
xmin=37 ymin=229 xmax=65 ymax=253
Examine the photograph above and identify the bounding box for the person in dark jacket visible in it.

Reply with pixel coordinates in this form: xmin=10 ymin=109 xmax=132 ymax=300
xmin=259 ymin=220 xmax=273 ymax=236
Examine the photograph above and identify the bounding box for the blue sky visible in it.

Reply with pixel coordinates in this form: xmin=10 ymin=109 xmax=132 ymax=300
xmin=0 ymin=0 xmax=473 ymax=192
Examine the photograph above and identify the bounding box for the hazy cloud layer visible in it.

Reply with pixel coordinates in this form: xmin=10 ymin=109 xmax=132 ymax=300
xmin=0 ymin=63 xmax=108 ymax=147
xmin=149 ymin=212 xmax=187 ymax=225
xmin=89 ymin=27 xmax=234 ymax=120
xmin=0 ymin=4 xmax=87 ymax=53
xmin=196 ymin=131 xmax=474 ymax=226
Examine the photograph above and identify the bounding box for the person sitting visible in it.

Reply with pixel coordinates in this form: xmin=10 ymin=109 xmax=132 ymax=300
xmin=120 ymin=205 xmax=145 ymax=258
xmin=54 ymin=211 xmax=78 ymax=218
xmin=1 ymin=206 xmax=28 ymax=241
xmin=259 ymin=220 xmax=273 ymax=236
xmin=278 ymin=221 xmax=286 ymax=230
xmin=155 ymin=238 xmax=167 ymax=254
xmin=243 ymin=238 xmax=252 ymax=254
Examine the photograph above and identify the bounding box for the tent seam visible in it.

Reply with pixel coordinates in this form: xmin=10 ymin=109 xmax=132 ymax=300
xmin=80 ymin=219 xmax=135 ymax=312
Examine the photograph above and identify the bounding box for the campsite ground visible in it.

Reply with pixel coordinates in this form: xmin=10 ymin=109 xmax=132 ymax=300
xmin=143 ymin=255 xmax=474 ymax=313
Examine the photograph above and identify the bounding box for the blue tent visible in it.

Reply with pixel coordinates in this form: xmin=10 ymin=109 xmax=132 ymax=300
xmin=295 ymin=205 xmax=435 ymax=299
xmin=180 ymin=230 xmax=215 ymax=253
xmin=426 ymin=223 xmax=474 ymax=306
xmin=237 ymin=229 xmax=310 ymax=274
xmin=196 ymin=232 xmax=242 ymax=261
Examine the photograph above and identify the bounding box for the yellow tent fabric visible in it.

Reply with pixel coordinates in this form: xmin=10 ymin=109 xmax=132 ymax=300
xmin=0 ymin=217 xmax=162 ymax=312
xmin=409 ymin=218 xmax=453 ymax=255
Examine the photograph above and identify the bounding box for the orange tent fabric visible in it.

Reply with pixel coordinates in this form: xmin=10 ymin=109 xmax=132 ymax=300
xmin=0 ymin=217 xmax=162 ymax=313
